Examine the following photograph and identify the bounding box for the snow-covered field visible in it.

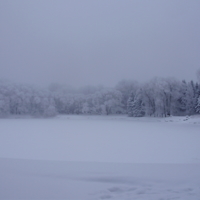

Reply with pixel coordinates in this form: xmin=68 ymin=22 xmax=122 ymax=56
xmin=0 ymin=115 xmax=200 ymax=199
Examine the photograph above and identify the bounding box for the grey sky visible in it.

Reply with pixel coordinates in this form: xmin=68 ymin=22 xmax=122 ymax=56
xmin=0 ymin=0 xmax=200 ymax=87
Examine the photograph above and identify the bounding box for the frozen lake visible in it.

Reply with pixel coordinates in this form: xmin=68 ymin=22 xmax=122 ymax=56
xmin=0 ymin=115 xmax=200 ymax=199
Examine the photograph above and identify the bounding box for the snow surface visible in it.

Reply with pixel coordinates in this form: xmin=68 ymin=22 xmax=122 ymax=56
xmin=0 ymin=115 xmax=200 ymax=199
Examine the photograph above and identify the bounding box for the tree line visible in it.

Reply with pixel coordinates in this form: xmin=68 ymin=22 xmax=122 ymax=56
xmin=0 ymin=73 xmax=200 ymax=117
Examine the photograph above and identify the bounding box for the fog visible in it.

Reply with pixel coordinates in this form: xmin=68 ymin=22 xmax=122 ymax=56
xmin=0 ymin=0 xmax=200 ymax=87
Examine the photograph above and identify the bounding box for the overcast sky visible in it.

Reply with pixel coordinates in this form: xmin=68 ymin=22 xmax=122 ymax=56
xmin=0 ymin=0 xmax=200 ymax=87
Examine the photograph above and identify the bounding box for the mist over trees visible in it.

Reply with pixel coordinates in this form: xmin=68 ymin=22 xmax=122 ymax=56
xmin=0 ymin=71 xmax=200 ymax=118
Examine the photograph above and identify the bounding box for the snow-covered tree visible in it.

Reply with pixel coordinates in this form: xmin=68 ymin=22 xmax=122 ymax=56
xmin=1 ymin=72 xmax=200 ymax=118
xmin=157 ymin=77 xmax=181 ymax=116
xmin=132 ymin=89 xmax=145 ymax=117
xmin=185 ymin=81 xmax=197 ymax=115
xmin=197 ymin=69 xmax=200 ymax=83
xmin=142 ymin=79 xmax=157 ymax=116
xmin=91 ymin=88 xmax=123 ymax=115
xmin=127 ymin=89 xmax=145 ymax=117
xmin=127 ymin=92 xmax=135 ymax=117
xmin=137 ymin=78 xmax=181 ymax=117
xmin=0 ymin=94 xmax=9 ymax=117
xmin=43 ymin=105 xmax=57 ymax=117
xmin=196 ymin=96 xmax=200 ymax=113
xmin=177 ymin=80 xmax=188 ymax=114
xmin=115 ymin=80 xmax=138 ymax=113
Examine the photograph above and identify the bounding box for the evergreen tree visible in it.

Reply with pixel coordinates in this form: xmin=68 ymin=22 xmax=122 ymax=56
xmin=131 ymin=89 xmax=145 ymax=117
xmin=185 ymin=81 xmax=197 ymax=115
xmin=115 ymin=80 xmax=138 ymax=113
xmin=177 ymin=80 xmax=187 ymax=114
xmin=127 ymin=92 xmax=135 ymax=117
xmin=196 ymin=96 xmax=200 ymax=113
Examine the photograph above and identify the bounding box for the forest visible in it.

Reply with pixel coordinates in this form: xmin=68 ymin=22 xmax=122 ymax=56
xmin=0 ymin=71 xmax=200 ymax=118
